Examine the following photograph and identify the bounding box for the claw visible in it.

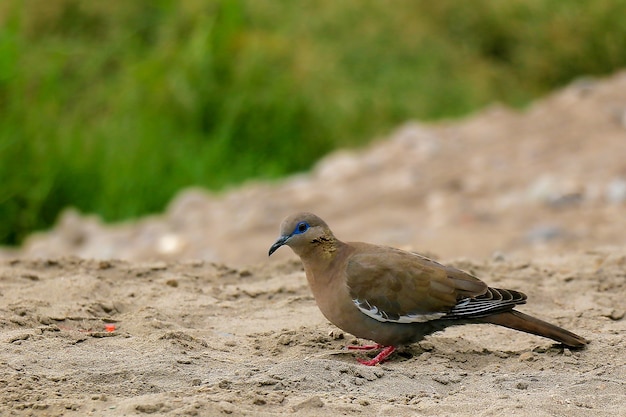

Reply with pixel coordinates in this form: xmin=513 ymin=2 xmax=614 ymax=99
xmin=347 ymin=343 xmax=382 ymax=351
xmin=355 ymin=346 xmax=396 ymax=366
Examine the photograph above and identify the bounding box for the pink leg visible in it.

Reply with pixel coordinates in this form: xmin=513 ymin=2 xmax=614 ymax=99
xmin=347 ymin=343 xmax=382 ymax=351
xmin=356 ymin=346 xmax=396 ymax=366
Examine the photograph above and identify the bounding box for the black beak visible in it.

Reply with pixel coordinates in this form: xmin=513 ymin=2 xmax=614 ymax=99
xmin=268 ymin=235 xmax=289 ymax=256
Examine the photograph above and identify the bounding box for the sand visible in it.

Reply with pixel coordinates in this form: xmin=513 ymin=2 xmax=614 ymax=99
xmin=1 ymin=250 xmax=624 ymax=416
xmin=1 ymin=72 xmax=626 ymax=415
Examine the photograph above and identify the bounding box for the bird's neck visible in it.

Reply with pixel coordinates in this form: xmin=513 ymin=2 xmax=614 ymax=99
xmin=298 ymin=237 xmax=350 ymax=287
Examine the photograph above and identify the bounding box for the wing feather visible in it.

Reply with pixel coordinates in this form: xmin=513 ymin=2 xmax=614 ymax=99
xmin=444 ymin=287 xmax=527 ymax=319
xmin=345 ymin=245 xmax=490 ymax=324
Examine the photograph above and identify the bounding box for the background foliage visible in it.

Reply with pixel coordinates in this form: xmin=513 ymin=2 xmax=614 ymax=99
xmin=2 ymin=0 xmax=626 ymax=245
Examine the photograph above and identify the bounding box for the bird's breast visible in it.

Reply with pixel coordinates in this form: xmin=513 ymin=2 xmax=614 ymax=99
xmin=304 ymin=265 xmax=434 ymax=346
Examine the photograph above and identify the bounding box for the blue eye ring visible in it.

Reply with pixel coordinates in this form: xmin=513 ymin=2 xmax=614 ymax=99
xmin=293 ymin=221 xmax=310 ymax=235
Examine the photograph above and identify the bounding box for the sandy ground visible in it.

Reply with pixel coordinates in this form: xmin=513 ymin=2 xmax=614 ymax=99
xmin=1 ymin=72 xmax=626 ymax=416
xmin=1 ymin=250 xmax=624 ymax=416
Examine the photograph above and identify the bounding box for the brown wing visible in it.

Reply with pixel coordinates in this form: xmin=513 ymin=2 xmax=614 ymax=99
xmin=345 ymin=244 xmax=487 ymax=322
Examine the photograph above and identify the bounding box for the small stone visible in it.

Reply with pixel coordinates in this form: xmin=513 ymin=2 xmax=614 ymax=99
xmin=516 ymin=382 xmax=529 ymax=390
xmin=606 ymin=178 xmax=626 ymax=204
xmin=239 ymin=269 xmax=252 ymax=277
xmin=218 ymin=401 xmax=234 ymax=414
xmin=418 ymin=340 xmax=435 ymax=351
xmin=135 ymin=402 xmax=164 ymax=413
xmin=157 ymin=234 xmax=184 ymax=254
xmin=518 ymin=352 xmax=534 ymax=361
xmin=277 ymin=335 xmax=293 ymax=345
xmin=525 ymin=225 xmax=565 ymax=243
xmin=292 ymin=396 xmax=324 ymax=411
xmin=432 ymin=374 xmax=453 ymax=385
xmin=609 ymin=309 xmax=625 ymax=321
xmin=491 ymin=251 xmax=507 ymax=262
xmin=98 ymin=261 xmax=113 ymax=269
xmin=328 ymin=330 xmax=344 ymax=340
xmin=218 ymin=380 xmax=231 ymax=389
xmin=21 ymin=273 xmax=40 ymax=281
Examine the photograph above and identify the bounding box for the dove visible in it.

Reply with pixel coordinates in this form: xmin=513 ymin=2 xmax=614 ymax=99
xmin=269 ymin=212 xmax=588 ymax=365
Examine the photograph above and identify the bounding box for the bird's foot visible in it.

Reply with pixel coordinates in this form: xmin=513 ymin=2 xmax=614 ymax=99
xmin=356 ymin=345 xmax=396 ymax=366
xmin=347 ymin=343 xmax=382 ymax=351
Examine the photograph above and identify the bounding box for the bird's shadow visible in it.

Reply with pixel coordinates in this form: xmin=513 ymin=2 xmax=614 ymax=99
xmin=318 ymin=336 xmax=573 ymax=367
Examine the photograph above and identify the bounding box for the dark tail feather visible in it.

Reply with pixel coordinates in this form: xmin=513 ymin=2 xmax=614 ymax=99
xmin=480 ymin=310 xmax=589 ymax=348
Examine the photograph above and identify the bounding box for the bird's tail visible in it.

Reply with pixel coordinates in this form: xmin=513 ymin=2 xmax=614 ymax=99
xmin=480 ymin=310 xmax=589 ymax=348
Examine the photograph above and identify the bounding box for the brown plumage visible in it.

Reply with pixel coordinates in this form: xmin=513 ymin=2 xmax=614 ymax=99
xmin=269 ymin=212 xmax=588 ymax=365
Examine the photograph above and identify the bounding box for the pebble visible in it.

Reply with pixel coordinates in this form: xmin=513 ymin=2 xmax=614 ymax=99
xmin=606 ymin=178 xmax=626 ymax=204
xmin=491 ymin=251 xmax=507 ymax=262
xmin=609 ymin=309 xmax=625 ymax=321
xmin=516 ymin=381 xmax=529 ymax=390
xmin=525 ymin=225 xmax=565 ymax=243
xmin=218 ymin=401 xmax=234 ymax=414
xmin=292 ymin=396 xmax=324 ymax=411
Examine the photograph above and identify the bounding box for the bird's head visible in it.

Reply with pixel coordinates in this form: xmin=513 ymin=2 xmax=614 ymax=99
xmin=268 ymin=212 xmax=335 ymax=257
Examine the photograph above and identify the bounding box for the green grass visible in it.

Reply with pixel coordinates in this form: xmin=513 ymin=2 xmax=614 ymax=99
xmin=1 ymin=0 xmax=626 ymax=245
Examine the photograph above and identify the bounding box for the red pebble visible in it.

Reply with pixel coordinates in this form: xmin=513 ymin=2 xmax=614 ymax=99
xmin=105 ymin=324 xmax=116 ymax=332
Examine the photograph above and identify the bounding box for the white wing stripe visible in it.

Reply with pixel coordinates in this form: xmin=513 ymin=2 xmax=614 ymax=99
xmin=353 ymin=298 xmax=445 ymax=324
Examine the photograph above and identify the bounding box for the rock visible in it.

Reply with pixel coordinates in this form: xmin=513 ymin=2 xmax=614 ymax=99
xmin=292 ymin=396 xmax=324 ymax=411
xmin=608 ymin=309 xmax=625 ymax=321
xmin=525 ymin=225 xmax=566 ymax=243
xmin=606 ymin=178 xmax=626 ymax=204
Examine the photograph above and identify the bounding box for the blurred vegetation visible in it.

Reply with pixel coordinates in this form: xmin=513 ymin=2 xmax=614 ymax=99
xmin=1 ymin=0 xmax=626 ymax=245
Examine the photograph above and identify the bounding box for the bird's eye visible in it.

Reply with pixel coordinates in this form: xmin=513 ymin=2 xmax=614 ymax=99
xmin=294 ymin=221 xmax=309 ymax=234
